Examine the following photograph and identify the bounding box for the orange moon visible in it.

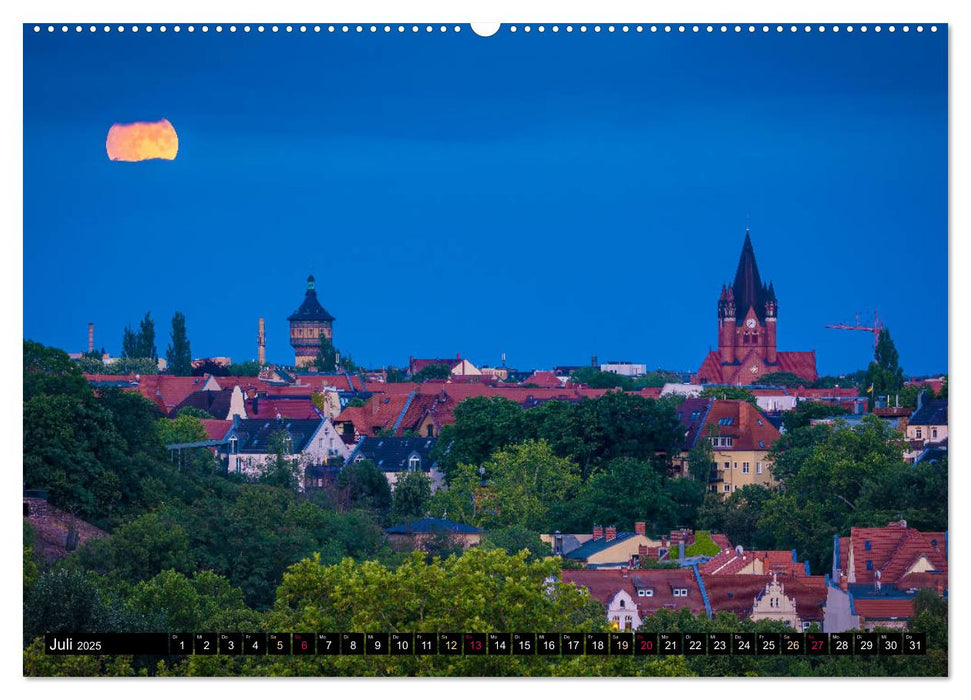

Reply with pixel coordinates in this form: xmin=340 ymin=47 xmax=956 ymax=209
xmin=106 ymin=119 xmax=179 ymax=161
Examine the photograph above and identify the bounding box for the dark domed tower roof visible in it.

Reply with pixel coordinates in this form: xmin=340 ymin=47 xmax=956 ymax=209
xmin=287 ymin=275 xmax=335 ymax=322
xmin=731 ymin=231 xmax=770 ymax=324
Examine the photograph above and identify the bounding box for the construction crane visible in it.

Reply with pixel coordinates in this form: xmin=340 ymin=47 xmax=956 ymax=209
xmin=826 ymin=311 xmax=884 ymax=348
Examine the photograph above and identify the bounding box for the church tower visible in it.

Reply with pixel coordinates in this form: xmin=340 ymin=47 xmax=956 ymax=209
xmin=695 ymin=229 xmax=817 ymax=385
xmin=288 ymin=275 xmax=335 ymax=368
xmin=716 ymin=231 xmax=778 ymax=383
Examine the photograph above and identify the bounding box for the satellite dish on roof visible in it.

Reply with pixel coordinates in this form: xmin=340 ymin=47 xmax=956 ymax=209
xmin=735 ymin=545 xmax=744 ymax=556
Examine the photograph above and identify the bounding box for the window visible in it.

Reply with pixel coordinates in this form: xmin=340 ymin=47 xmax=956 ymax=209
xmin=865 ymin=540 xmax=872 ymax=551
xmin=723 ymin=461 xmax=730 ymax=470
xmin=624 ymin=615 xmax=633 ymax=631
xmin=758 ymin=440 xmax=765 ymax=449
xmin=409 ymin=455 xmax=421 ymax=471
xmin=619 ymin=599 xmax=625 ymax=609
xmin=733 ymin=462 xmax=738 ymax=469
xmin=866 ymin=560 xmax=873 ymax=571
xmin=718 ymin=417 xmax=734 ymax=426
xmin=673 ymin=588 xmax=682 ymax=597
xmin=742 ymin=463 xmax=750 ymax=474
xmin=427 ymin=424 xmax=435 ymax=437
xmin=915 ymin=428 xmax=923 ymax=439
xmin=723 ymin=484 xmax=731 ymax=493
xmin=638 ymin=589 xmax=654 ymax=597
xmin=757 ymin=418 xmax=764 ymax=426
xmin=932 ymin=428 xmax=938 ymax=439
xmin=756 ymin=462 xmax=763 ymax=474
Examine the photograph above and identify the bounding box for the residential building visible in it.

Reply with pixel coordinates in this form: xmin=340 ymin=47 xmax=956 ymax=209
xmin=676 ymin=398 xmax=781 ymax=495
xmin=561 ymin=568 xmax=706 ymax=630
xmin=348 ymin=436 xmax=444 ymax=490
xmin=561 ymin=524 xmax=664 ymax=569
xmin=829 ymin=520 xmax=948 ymax=631
xmin=222 ymin=416 xmax=348 ymax=488
xmin=385 ymin=518 xmax=484 ymax=551
xmin=694 ymin=231 xmax=818 ymax=385
xmin=905 ymin=395 xmax=948 ymax=463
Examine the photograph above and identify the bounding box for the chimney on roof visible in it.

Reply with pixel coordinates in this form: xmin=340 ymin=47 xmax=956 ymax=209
xmin=635 ymin=521 xmax=647 ymax=537
xmin=258 ymin=318 xmax=266 ymax=366
xmin=621 ymin=566 xmax=629 ymax=578
xmin=606 ymin=526 xmax=617 ymax=542
xmin=593 ymin=525 xmax=604 ymax=541
xmin=88 ymin=322 xmax=94 ymax=353
xmin=678 ymin=540 xmax=685 ymax=561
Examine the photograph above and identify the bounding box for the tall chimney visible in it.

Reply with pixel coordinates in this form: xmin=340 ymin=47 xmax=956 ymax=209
xmin=635 ymin=521 xmax=647 ymax=537
xmin=605 ymin=526 xmax=617 ymax=542
xmin=593 ymin=525 xmax=604 ymax=541
xmin=88 ymin=322 xmax=94 ymax=353
xmin=258 ymin=317 xmax=266 ymax=366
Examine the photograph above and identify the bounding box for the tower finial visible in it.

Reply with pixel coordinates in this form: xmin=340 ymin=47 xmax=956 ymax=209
xmin=307 ymin=274 xmax=315 ymax=291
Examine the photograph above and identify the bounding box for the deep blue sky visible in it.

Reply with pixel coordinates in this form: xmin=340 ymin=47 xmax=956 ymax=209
xmin=23 ymin=25 xmax=947 ymax=375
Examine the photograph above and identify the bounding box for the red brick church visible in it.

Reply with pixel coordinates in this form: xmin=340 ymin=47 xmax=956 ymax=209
xmin=694 ymin=232 xmax=817 ymax=386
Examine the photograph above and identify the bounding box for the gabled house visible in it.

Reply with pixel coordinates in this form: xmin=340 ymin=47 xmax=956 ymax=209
xmin=169 ymin=385 xmax=248 ymax=420
xmin=703 ymin=572 xmax=827 ymax=631
xmin=561 ymin=524 xmax=664 ymax=569
xmin=905 ymin=396 xmax=948 ymax=463
xmin=560 ymin=568 xmax=706 ymax=630
xmin=348 ymin=436 xmax=443 ymax=490
xmin=828 ymin=520 xmax=948 ymax=631
xmin=222 ymin=416 xmax=348 ymax=489
xmin=677 ymin=398 xmax=781 ymax=495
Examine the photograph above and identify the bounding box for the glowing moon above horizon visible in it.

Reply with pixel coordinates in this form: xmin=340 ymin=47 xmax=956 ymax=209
xmin=106 ymin=119 xmax=179 ymax=161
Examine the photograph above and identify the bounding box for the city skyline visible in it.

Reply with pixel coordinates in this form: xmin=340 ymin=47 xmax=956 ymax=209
xmin=24 ymin=26 xmax=947 ymax=375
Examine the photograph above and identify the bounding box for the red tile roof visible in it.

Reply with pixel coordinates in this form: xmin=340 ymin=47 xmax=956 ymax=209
xmin=701 ymin=548 xmax=806 ymax=577
xmin=694 ymin=351 xmax=818 ymax=385
xmin=247 ymin=397 xmax=321 ymax=420
xmin=200 ymin=419 xmax=233 ymax=441
xmin=703 ymin=574 xmax=827 ymax=622
xmin=520 ymin=371 xmax=566 ymax=388
xmin=687 ymin=399 xmax=781 ymax=451
xmin=853 ymin=599 xmax=915 ymax=620
xmin=561 ymin=569 xmax=707 ymax=618
xmin=847 ymin=521 xmax=947 ymax=585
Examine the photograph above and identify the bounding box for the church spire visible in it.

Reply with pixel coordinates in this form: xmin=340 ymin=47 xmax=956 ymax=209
xmin=732 ymin=230 xmax=768 ymax=324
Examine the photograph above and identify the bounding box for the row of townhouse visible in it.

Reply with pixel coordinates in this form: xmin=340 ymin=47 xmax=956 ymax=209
xmin=555 ymin=520 xmax=947 ymax=633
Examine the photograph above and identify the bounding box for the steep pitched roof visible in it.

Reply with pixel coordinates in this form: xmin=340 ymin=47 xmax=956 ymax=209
xmin=775 ymin=352 xmax=819 ymax=382
xmin=848 ymin=521 xmax=947 ymax=585
xmin=676 ymin=397 xmax=714 ymax=450
xmin=287 ymin=276 xmax=335 ymax=322
xmin=351 ymin=436 xmax=438 ymax=472
xmin=690 ymin=399 xmax=781 ymax=452
xmin=229 ymin=418 xmax=322 ymax=454
xmin=200 ymin=419 xmax=233 ymax=441
xmin=520 ymin=371 xmax=566 ymax=388
xmin=910 ymin=399 xmax=947 ymax=426
xmin=561 ymin=569 xmax=706 ymax=617
xmin=563 ymin=532 xmax=639 ymax=562
xmin=703 ymin=573 xmax=827 ymax=622
xmin=169 ymin=388 xmax=236 ymax=419
xmin=731 ymin=232 xmax=770 ymax=324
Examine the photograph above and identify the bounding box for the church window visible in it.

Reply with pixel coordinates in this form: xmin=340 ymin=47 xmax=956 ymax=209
xmin=743 ymin=334 xmax=750 ymax=344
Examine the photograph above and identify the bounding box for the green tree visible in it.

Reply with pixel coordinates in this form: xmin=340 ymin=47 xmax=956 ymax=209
xmin=314 ymin=334 xmax=338 ymax=372
xmin=336 ymin=459 xmax=392 ymax=517
xmin=438 ymin=440 xmax=581 ymax=532
xmin=864 ymin=328 xmax=904 ymax=407
xmin=480 ymin=525 xmax=551 ymax=562
xmin=228 ymin=360 xmax=262 ymax=376
xmin=412 ymin=362 xmax=453 ymax=382
xmin=79 ymin=513 xmax=194 ymax=582
xmin=569 ymin=366 xmax=632 ymax=389
xmin=176 ymin=406 xmax=214 ymax=420
xmin=121 ymin=325 xmax=138 ymax=359
xmin=432 ymin=396 xmax=527 ymax=479
xmin=699 ymin=386 xmax=758 ymax=406
xmin=391 ymin=471 xmax=432 ymax=523
xmin=137 ymin=312 xmax=157 ymax=361
xmin=165 ymin=311 xmax=192 ymax=375
xmin=780 ymin=401 xmax=850 ymax=432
